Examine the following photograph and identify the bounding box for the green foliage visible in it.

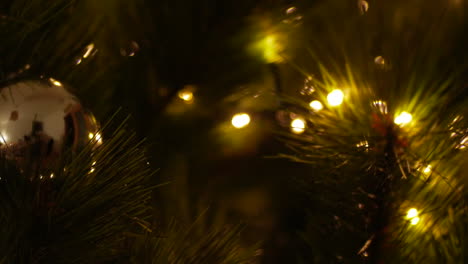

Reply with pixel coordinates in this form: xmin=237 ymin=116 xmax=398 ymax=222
xmin=277 ymin=0 xmax=468 ymax=263
xmin=0 ymin=118 xmax=158 ymax=263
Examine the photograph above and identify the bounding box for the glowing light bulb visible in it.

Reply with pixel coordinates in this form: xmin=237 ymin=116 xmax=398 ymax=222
xmin=394 ymin=112 xmax=413 ymax=126
xmin=178 ymin=90 xmax=193 ymax=102
xmin=231 ymin=113 xmax=251 ymax=129
xmin=327 ymin=89 xmax=344 ymax=106
xmin=88 ymin=133 xmax=94 ymax=139
xmin=406 ymin=208 xmax=419 ymax=219
xmin=422 ymin=165 xmax=432 ymax=175
xmin=290 ymin=118 xmax=306 ymax=134
xmin=309 ymin=100 xmax=323 ymax=111
xmin=49 ymin=77 xmax=62 ymax=86
xmin=410 ymin=217 xmax=420 ymax=225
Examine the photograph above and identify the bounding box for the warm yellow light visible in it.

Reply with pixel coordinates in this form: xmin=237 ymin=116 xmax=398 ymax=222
xmin=406 ymin=208 xmax=419 ymax=219
xmin=49 ymin=77 xmax=62 ymax=86
xmin=231 ymin=113 xmax=251 ymax=129
xmin=88 ymin=133 xmax=94 ymax=139
xmin=410 ymin=217 xmax=420 ymax=225
xmin=0 ymin=133 xmax=8 ymax=144
xmin=394 ymin=112 xmax=412 ymax=126
xmin=50 ymin=173 xmax=54 ymax=179
xmin=83 ymin=43 xmax=95 ymax=58
xmin=178 ymin=90 xmax=193 ymax=102
xmin=262 ymin=34 xmax=282 ymax=63
xmin=327 ymin=89 xmax=344 ymax=106
xmin=290 ymin=118 xmax=306 ymax=134
xmin=309 ymin=100 xmax=323 ymax=111
xmin=422 ymin=165 xmax=432 ymax=175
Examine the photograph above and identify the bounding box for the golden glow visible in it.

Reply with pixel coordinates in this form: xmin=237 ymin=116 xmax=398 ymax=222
xmin=309 ymin=100 xmax=323 ymax=111
xmin=49 ymin=77 xmax=62 ymax=86
xmin=410 ymin=217 xmax=420 ymax=225
xmin=50 ymin=173 xmax=54 ymax=179
xmin=372 ymin=100 xmax=388 ymax=114
xmin=178 ymin=90 xmax=194 ymax=102
xmin=327 ymin=89 xmax=344 ymax=106
xmin=394 ymin=112 xmax=412 ymax=126
xmin=406 ymin=208 xmax=419 ymax=219
xmin=356 ymin=141 xmax=369 ymax=148
xmin=374 ymin=56 xmax=385 ymax=65
xmin=83 ymin=43 xmax=95 ymax=58
xmin=422 ymin=165 xmax=432 ymax=175
xmin=290 ymin=118 xmax=306 ymax=134
xmin=261 ymin=34 xmax=282 ymax=63
xmin=231 ymin=113 xmax=251 ymax=129
xmin=406 ymin=207 xmax=421 ymax=226
xmin=89 ymin=133 xmax=103 ymax=144
xmin=0 ymin=133 xmax=8 ymax=144
xmin=457 ymin=136 xmax=467 ymax=150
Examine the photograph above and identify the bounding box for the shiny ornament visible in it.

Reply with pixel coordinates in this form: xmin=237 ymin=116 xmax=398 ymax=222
xmin=0 ymin=79 xmax=100 ymax=171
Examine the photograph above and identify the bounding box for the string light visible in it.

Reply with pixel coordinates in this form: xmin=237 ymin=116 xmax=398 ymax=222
xmin=372 ymin=100 xmax=388 ymax=114
xmin=309 ymin=100 xmax=323 ymax=111
xmin=394 ymin=112 xmax=412 ymax=126
xmin=231 ymin=113 xmax=251 ymax=129
xmin=422 ymin=165 xmax=432 ymax=175
xmin=290 ymin=118 xmax=306 ymax=134
xmin=406 ymin=208 xmax=420 ymax=225
xmin=49 ymin=77 xmax=62 ymax=87
xmin=178 ymin=90 xmax=194 ymax=102
xmin=327 ymin=89 xmax=344 ymax=106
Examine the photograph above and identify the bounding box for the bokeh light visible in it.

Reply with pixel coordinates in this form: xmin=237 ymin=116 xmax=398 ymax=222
xmin=290 ymin=118 xmax=306 ymax=134
xmin=178 ymin=90 xmax=194 ymax=102
xmin=394 ymin=112 xmax=413 ymax=126
xmin=49 ymin=77 xmax=62 ymax=87
xmin=327 ymin=89 xmax=344 ymax=106
xmin=232 ymin=113 xmax=251 ymax=129
xmin=309 ymin=100 xmax=323 ymax=111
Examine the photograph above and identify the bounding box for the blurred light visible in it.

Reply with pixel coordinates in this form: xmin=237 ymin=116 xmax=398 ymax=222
xmin=50 ymin=173 xmax=54 ymax=179
xmin=89 ymin=132 xmax=103 ymax=144
xmin=231 ymin=113 xmax=251 ymax=129
xmin=457 ymin=136 xmax=467 ymax=150
xmin=301 ymin=77 xmax=315 ymax=95
xmin=49 ymin=77 xmax=62 ymax=86
xmin=374 ymin=56 xmax=385 ymax=66
xmin=410 ymin=217 xmax=420 ymax=225
xmin=358 ymin=0 xmax=369 ymax=14
xmin=178 ymin=90 xmax=193 ymax=102
xmin=309 ymin=100 xmax=323 ymax=111
xmin=327 ymin=89 xmax=344 ymax=106
xmin=291 ymin=118 xmax=306 ymax=134
xmin=83 ymin=43 xmax=95 ymax=59
xmin=356 ymin=141 xmax=369 ymax=148
xmin=406 ymin=208 xmax=419 ymax=219
xmin=422 ymin=165 xmax=432 ymax=175
xmin=261 ymin=34 xmax=282 ymax=63
xmin=394 ymin=112 xmax=412 ymax=126
xmin=0 ymin=133 xmax=8 ymax=144
xmin=372 ymin=100 xmax=388 ymax=114
xmin=39 ymin=175 xmax=44 ymax=180
xmin=286 ymin=6 xmax=297 ymax=14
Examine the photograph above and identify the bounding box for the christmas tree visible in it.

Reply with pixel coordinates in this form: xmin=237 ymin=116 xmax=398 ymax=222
xmin=1 ymin=0 xmax=467 ymax=263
